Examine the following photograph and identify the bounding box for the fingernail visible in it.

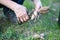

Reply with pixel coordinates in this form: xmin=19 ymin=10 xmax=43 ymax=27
xmin=20 ymin=18 xmax=23 ymax=22
xmin=24 ymin=18 xmax=26 ymax=21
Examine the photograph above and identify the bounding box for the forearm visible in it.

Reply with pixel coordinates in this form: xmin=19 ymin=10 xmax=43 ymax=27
xmin=32 ymin=0 xmax=42 ymax=11
xmin=0 ymin=0 xmax=20 ymax=11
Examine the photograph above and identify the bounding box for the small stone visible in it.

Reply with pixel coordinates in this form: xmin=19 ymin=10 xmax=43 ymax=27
xmin=56 ymin=18 xmax=58 ymax=21
xmin=40 ymin=33 xmax=45 ymax=39
xmin=33 ymin=34 xmax=40 ymax=39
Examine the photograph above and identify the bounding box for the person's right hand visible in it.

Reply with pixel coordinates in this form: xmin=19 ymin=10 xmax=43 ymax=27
xmin=13 ymin=5 xmax=29 ymax=23
xmin=0 ymin=0 xmax=29 ymax=23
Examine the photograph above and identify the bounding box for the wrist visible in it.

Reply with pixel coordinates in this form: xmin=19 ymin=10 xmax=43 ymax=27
xmin=12 ymin=4 xmax=20 ymax=11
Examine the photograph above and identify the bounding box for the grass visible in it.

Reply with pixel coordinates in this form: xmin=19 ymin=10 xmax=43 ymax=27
xmin=0 ymin=0 xmax=60 ymax=40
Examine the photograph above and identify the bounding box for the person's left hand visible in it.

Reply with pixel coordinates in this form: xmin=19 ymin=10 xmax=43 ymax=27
xmin=31 ymin=3 xmax=42 ymax=20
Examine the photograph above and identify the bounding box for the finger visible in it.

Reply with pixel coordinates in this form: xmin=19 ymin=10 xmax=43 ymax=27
xmin=23 ymin=17 xmax=26 ymax=21
xmin=22 ymin=15 xmax=27 ymax=21
xmin=19 ymin=17 xmax=24 ymax=22
xmin=18 ymin=17 xmax=23 ymax=23
xmin=26 ymin=14 xmax=29 ymax=20
xmin=31 ymin=14 xmax=35 ymax=20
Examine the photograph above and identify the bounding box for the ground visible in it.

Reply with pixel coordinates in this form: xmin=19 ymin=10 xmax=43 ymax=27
xmin=0 ymin=0 xmax=60 ymax=40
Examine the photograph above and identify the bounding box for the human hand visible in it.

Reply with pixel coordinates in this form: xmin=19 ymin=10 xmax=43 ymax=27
xmin=14 ymin=5 xmax=29 ymax=23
